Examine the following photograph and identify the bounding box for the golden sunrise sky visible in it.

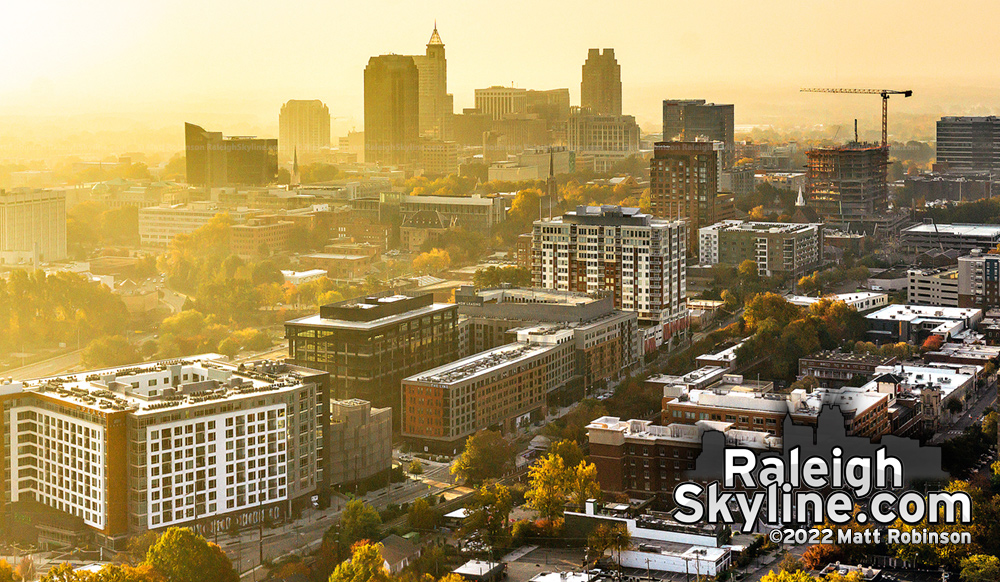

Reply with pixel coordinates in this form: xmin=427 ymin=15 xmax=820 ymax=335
xmin=2 ymin=0 xmax=1000 ymax=151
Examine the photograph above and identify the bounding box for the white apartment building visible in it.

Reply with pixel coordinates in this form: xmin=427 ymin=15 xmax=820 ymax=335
xmin=0 ymin=356 xmax=329 ymax=549
xmin=531 ymin=205 xmax=687 ymax=336
xmin=0 ymin=189 xmax=67 ymax=264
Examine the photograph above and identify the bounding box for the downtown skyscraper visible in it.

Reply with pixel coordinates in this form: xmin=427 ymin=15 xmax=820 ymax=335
xmin=364 ymin=55 xmax=420 ymax=166
xmin=581 ymin=48 xmax=622 ymax=116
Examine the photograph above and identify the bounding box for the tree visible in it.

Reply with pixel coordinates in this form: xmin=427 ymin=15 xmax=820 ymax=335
xmin=922 ymin=334 xmax=945 ymax=352
xmin=961 ymin=554 xmax=1000 ymax=582
xmin=329 ymin=542 xmax=392 ymax=582
xmin=413 ymin=249 xmax=451 ymax=274
xmin=15 ymin=557 xmax=33 ymax=582
xmin=408 ymin=498 xmax=439 ymax=531
xmin=217 ymin=337 xmax=241 ymax=359
xmin=340 ymin=499 xmax=383 ymax=546
xmin=0 ymin=560 xmax=18 ymax=582
xmin=586 ymin=523 xmax=631 ymax=572
xmin=463 ymin=483 xmax=513 ymax=558
xmin=408 ymin=459 xmax=424 ymax=474
xmin=125 ymin=530 xmax=160 ymax=564
xmin=144 ymin=527 xmax=237 ymax=582
xmin=451 ymin=430 xmax=515 ymax=485
xmin=566 ymin=461 xmax=602 ymax=508
xmin=82 ymin=336 xmax=142 ymax=368
xmin=526 ymin=454 xmax=569 ymax=524
xmin=778 ymin=552 xmax=804 ymax=573
xmin=549 ymin=439 xmax=584 ymax=469
xmin=801 ymin=543 xmax=842 ymax=570
xmin=759 ymin=571 xmax=825 ymax=582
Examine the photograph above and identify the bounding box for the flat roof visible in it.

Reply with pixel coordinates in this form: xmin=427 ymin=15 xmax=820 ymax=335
xmin=405 ymin=341 xmax=554 ymax=386
xmin=902 ymin=223 xmax=1000 ymax=237
xmin=866 ymin=304 xmax=981 ymax=322
xmin=286 ymin=301 xmax=454 ymax=331
xmin=0 ymin=355 xmax=317 ymax=417
xmin=700 ymin=220 xmax=819 ymax=234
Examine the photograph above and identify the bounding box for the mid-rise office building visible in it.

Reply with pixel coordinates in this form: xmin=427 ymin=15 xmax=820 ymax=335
xmin=230 ymin=218 xmax=294 ymax=259
xmin=474 ymin=87 xmax=527 ymax=121
xmin=0 ymin=356 xmax=328 ymax=549
xmin=805 ymin=144 xmax=888 ymax=227
xmin=865 ymin=304 xmax=983 ymax=344
xmin=530 ymin=205 xmax=688 ymax=336
xmin=184 ymin=123 xmax=278 ymax=187
xmin=566 ymin=109 xmax=640 ymax=172
xmin=661 ymin=100 xmax=734 ymax=167
xmin=936 ymin=116 xmax=1000 ymax=175
xmin=284 ymin=294 xmax=458 ymax=423
xmin=0 ymin=189 xmax=67 ymax=264
xmin=649 ymin=142 xmax=724 ymax=249
xmin=328 ymin=399 xmax=391 ymax=486
xmin=401 ymin=327 xmax=575 ymax=453
xmin=350 ymin=193 xmax=507 ymax=234
xmin=581 ymin=49 xmax=622 ymax=117
xmin=364 ymin=55 xmax=420 ymax=165
xmin=421 ymin=140 xmax=459 ymax=176
xmin=697 ymin=220 xmax=822 ymax=278
xmin=278 ymin=100 xmax=331 ymax=158
xmin=907 ymin=267 xmax=960 ymax=307
xmin=798 ymin=350 xmax=899 ymax=388
xmin=138 ymin=203 xmax=254 ymax=248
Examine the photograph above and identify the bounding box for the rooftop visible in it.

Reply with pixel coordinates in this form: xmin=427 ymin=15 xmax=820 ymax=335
xmin=586 ymin=417 xmax=782 ymax=450
xmin=700 ymin=220 xmax=819 ymax=234
xmin=902 ymin=223 xmax=1000 ymax=237
xmin=866 ymin=304 xmax=981 ymax=322
xmin=801 ymin=350 xmax=896 ymax=365
xmin=0 ymin=355 xmax=318 ymax=417
xmin=405 ymin=340 xmax=557 ymax=386
xmin=287 ymin=294 xmax=454 ymax=330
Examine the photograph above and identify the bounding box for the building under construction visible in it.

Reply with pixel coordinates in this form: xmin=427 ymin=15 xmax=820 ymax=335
xmin=806 ymin=143 xmax=889 ymax=231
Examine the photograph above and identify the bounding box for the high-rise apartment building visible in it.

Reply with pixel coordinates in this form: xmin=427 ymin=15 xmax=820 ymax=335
xmin=474 ymin=87 xmax=527 ymax=121
xmin=581 ymin=49 xmax=622 ymax=117
xmin=530 ymin=205 xmax=688 ymax=335
xmin=936 ymin=116 xmax=1000 ymax=175
xmin=958 ymin=249 xmax=1000 ymax=308
xmin=184 ymin=123 xmax=278 ymax=187
xmin=566 ymin=108 xmax=640 ymax=172
xmin=0 ymin=189 xmax=67 ymax=264
xmin=278 ymin=100 xmax=331 ymax=158
xmin=364 ymin=55 xmax=420 ymax=166
xmin=284 ymin=294 xmax=458 ymax=425
xmin=649 ymin=142 xmax=723 ymax=249
xmin=0 ymin=356 xmax=328 ymax=549
xmin=410 ymin=26 xmax=454 ymax=140
xmin=661 ymin=100 xmax=735 ymax=167
xmin=805 ymin=144 xmax=888 ymax=227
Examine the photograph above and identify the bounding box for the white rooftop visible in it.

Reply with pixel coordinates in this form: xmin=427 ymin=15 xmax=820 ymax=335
xmin=866 ymin=304 xmax=981 ymax=322
xmin=902 ymin=223 xmax=1000 ymax=237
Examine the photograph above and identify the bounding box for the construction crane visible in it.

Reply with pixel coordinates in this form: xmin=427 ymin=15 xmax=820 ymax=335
xmin=800 ymin=88 xmax=913 ymax=146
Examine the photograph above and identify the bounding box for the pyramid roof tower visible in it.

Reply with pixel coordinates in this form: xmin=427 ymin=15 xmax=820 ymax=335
xmin=428 ymin=22 xmax=443 ymax=46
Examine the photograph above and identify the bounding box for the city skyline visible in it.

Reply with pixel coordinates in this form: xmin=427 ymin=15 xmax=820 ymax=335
xmin=3 ymin=0 xmax=1000 ymax=153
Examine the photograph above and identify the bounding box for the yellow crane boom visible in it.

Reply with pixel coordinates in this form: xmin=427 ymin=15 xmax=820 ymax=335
xmin=800 ymin=88 xmax=913 ymax=146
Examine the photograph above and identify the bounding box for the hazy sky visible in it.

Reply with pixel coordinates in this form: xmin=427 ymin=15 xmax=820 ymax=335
xmin=3 ymin=0 xmax=1000 ymax=152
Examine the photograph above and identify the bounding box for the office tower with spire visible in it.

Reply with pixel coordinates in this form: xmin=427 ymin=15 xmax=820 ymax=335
xmin=410 ymin=24 xmax=454 ymax=140
xmin=581 ymin=49 xmax=622 ymax=116
xmin=364 ymin=55 xmax=420 ymax=165
xmin=278 ymin=100 xmax=331 ymax=159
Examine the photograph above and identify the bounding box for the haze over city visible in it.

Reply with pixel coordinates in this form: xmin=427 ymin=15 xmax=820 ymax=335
xmin=3 ymin=0 xmax=1000 ymax=155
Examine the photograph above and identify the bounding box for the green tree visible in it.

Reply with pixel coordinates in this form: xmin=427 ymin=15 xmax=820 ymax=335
xmin=549 ymin=439 xmax=584 ymax=468
xmin=82 ymin=336 xmax=142 ymax=368
xmin=586 ymin=523 xmax=631 ymax=572
xmin=340 ymin=499 xmax=382 ymax=546
xmin=463 ymin=483 xmax=513 ymax=558
xmin=328 ymin=542 xmax=392 ymax=582
xmin=408 ymin=459 xmax=424 ymax=474
xmin=144 ymin=527 xmax=237 ymax=582
xmin=451 ymin=430 xmax=515 ymax=485
xmin=961 ymin=554 xmax=1000 ymax=582
xmin=778 ymin=552 xmax=804 ymax=573
xmin=408 ymin=497 xmax=439 ymax=531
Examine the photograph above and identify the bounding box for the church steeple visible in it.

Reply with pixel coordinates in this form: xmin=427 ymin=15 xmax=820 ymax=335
xmin=428 ymin=22 xmax=443 ymax=46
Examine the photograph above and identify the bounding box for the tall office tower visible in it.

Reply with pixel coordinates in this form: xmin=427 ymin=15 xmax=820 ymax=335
xmin=936 ymin=116 xmax=1000 ymax=175
xmin=581 ymin=48 xmax=622 ymax=116
xmin=662 ymin=100 xmax=735 ymax=167
xmin=284 ymin=294 xmax=459 ymax=426
xmin=474 ymin=86 xmax=527 ymax=121
xmin=364 ymin=55 xmax=420 ymax=166
xmin=0 ymin=189 xmax=67 ymax=263
xmin=806 ymin=144 xmax=888 ymax=227
xmin=278 ymin=100 xmax=331 ymax=158
xmin=566 ymin=108 xmax=640 ymax=172
xmin=531 ymin=205 xmax=688 ymax=335
xmin=410 ymin=25 xmax=454 ymax=140
xmin=0 ymin=356 xmax=329 ymax=548
xmin=184 ymin=123 xmax=278 ymax=186
xmin=649 ymin=141 xmax=722 ymax=249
